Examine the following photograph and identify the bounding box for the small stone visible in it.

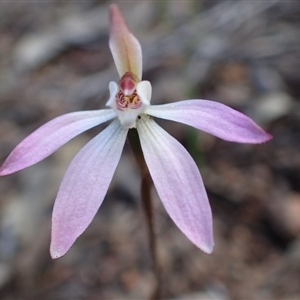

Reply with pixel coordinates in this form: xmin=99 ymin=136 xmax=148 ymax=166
xmin=253 ymin=92 xmax=293 ymax=124
xmin=267 ymin=192 xmax=300 ymax=238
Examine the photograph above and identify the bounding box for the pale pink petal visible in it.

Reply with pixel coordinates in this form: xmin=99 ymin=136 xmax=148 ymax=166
xmin=50 ymin=119 xmax=127 ymax=258
xmin=109 ymin=4 xmax=142 ymax=79
xmin=146 ymin=100 xmax=272 ymax=143
xmin=137 ymin=116 xmax=213 ymax=253
xmin=0 ymin=109 xmax=116 ymax=175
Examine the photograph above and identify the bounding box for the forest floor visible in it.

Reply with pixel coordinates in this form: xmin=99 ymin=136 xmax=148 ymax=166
xmin=0 ymin=1 xmax=300 ymax=299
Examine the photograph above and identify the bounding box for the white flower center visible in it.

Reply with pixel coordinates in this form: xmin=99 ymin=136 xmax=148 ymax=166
xmin=115 ymin=90 xmax=142 ymax=111
xmin=106 ymin=72 xmax=152 ymax=129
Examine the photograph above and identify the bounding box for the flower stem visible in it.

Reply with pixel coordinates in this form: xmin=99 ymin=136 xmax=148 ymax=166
xmin=128 ymin=128 xmax=161 ymax=300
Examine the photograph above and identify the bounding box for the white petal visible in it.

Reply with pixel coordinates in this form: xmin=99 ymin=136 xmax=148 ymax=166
xmin=109 ymin=4 xmax=142 ymax=79
xmin=106 ymin=81 xmax=118 ymax=108
xmin=137 ymin=116 xmax=214 ymax=253
xmin=50 ymin=119 xmax=128 ymax=258
xmin=137 ymin=80 xmax=152 ymax=105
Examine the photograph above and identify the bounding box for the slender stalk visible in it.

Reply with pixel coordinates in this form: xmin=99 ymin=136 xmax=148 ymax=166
xmin=128 ymin=128 xmax=161 ymax=300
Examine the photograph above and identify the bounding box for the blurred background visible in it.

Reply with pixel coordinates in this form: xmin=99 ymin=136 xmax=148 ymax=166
xmin=0 ymin=0 xmax=300 ymax=299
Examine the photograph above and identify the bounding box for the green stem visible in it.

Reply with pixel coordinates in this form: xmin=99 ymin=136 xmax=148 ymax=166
xmin=128 ymin=129 xmax=161 ymax=300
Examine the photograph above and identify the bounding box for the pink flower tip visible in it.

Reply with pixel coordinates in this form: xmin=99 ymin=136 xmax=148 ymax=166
xmin=50 ymin=243 xmax=68 ymax=259
xmin=0 ymin=167 xmax=8 ymax=176
xmin=202 ymin=242 xmax=214 ymax=255
xmin=262 ymin=132 xmax=273 ymax=143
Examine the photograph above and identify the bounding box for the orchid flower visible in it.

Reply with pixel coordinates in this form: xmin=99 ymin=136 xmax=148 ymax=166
xmin=0 ymin=4 xmax=272 ymax=259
